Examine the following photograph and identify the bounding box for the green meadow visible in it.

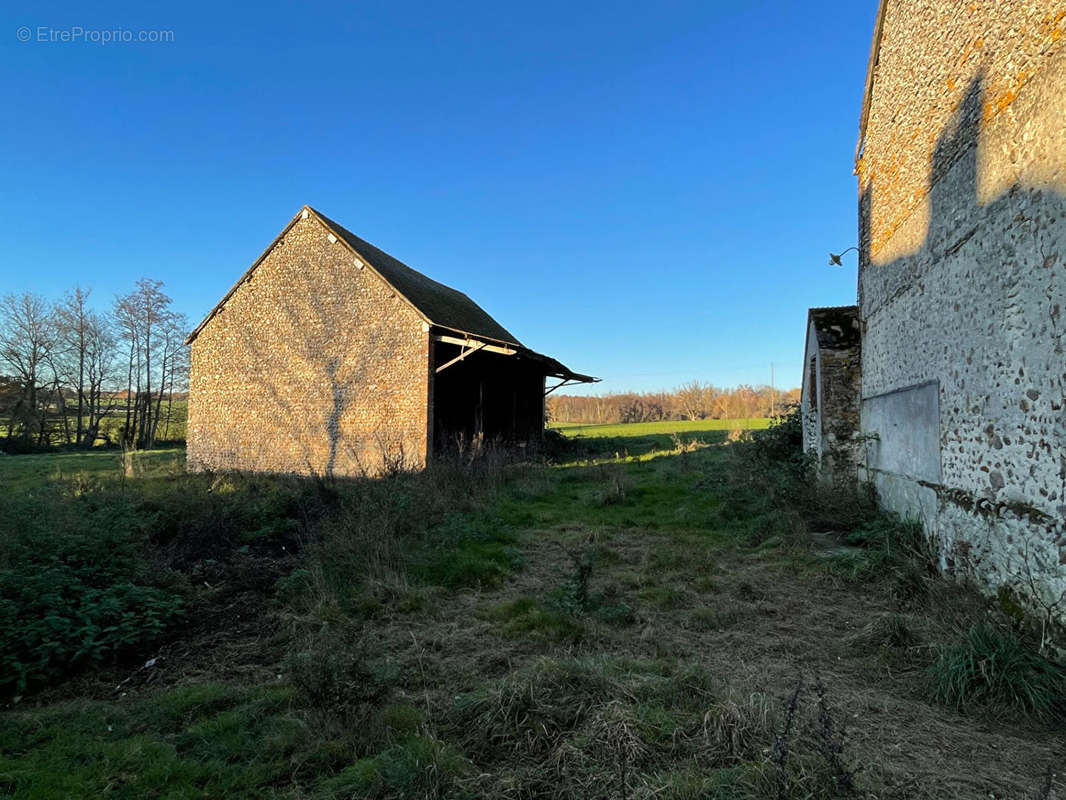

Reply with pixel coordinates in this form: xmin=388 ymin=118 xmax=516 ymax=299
xmin=550 ymin=417 xmax=770 ymax=437
xmin=0 ymin=448 xmax=184 ymax=493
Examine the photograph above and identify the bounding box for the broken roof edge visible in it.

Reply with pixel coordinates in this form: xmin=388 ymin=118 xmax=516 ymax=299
xmin=523 ymin=349 xmax=599 ymax=384
xmin=807 ymin=305 xmax=861 ymax=350
xmin=433 ymin=326 xmax=598 ymax=383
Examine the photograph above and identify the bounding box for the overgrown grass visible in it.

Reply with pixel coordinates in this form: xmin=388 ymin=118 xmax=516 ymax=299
xmin=0 ymin=448 xmax=526 ymax=696
xmin=0 ymin=683 xmax=311 ymax=798
xmin=488 ymin=596 xmax=586 ymax=641
xmin=2 ymin=418 xmax=1064 ymax=797
xmin=928 ymin=622 xmax=1066 ymax=721
xmin=319 ymin=735 xmax=472 ymax=800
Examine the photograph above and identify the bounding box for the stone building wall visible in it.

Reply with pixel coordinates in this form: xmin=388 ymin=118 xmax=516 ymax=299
xmin=187 ymin=214 xmax=430 ymax=477
xmin=857 ymin=3 xmax=1066 ymax=613
xmin=818 ymin=345 xmax=862 ymax=480
xmin=801 ymin=323 xmax=822 ymax=458
xmin=801 ymin=309 xmax=862 ymax=480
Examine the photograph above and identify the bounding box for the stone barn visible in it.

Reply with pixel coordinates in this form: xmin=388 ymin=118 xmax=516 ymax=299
xmin=800 ymin=306 xmax=861 ymax=479
xmin=185 ymin=206 xmax=595 ymax=476
xmin=854 ymin=2 xmax=1066 ymax=614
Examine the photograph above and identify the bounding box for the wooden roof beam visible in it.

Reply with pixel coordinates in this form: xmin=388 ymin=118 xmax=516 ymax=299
xmin=435 ymin=340 xmax=487 ymax=373
xmin=435 ymin=333 xmax=517 ymax=357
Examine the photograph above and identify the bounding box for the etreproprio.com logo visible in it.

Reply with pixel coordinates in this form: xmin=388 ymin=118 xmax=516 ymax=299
xmin=16 ymin=25 xmax=175 ymax=44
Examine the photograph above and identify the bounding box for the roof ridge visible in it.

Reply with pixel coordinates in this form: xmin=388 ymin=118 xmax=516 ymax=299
xmin=306 ymin=207 xmax=522 ymax=347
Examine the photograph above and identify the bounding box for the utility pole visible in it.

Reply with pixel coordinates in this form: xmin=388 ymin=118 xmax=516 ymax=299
xmin=770 ymin=362 xmax=775 ymax=417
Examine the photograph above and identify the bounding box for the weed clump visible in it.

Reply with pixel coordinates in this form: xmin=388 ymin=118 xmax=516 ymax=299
xmin=546 ymin=547 xmax=636 ymax=626
xmin=489 ymin=596 xmax=585 ymax=642
xmin=754 ymin=678 xmax=861 ymax=799
xmin=319 ymin=735 xmax=472 ymax=800
xmin=928 ymin=622 xmax=1066 ymax=721
xmin=847 ymin=613 xmax=919 ymax=655
xmin=453 ymin=656 xmax=715 ymax=761
xmin=703 ymin=692 xmax=778 ymax=764
xmin=283 ymin=628 xmax=391 ymax=724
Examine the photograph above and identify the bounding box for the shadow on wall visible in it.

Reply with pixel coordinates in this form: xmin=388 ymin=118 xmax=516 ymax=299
xmin=856 ymin=64 xmax=1066 ymax=606
xmin=196 ymin=248 xmax=420 ymax=480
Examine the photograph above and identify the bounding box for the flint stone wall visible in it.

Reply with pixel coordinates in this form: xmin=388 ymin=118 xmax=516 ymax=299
xmin=858 ymin=3 xmax=1066 ymax=613
xmin=801 ymin=314 xmax=862 ymax=480
xmin=187 ymin=215 xmax=430 ymax=477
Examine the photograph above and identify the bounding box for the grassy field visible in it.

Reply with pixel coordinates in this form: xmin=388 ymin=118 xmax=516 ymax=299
xmin=549 ymin=419 xmax=770 ymax=461
xmin=0 ymin=399 xmax=187 ymax=454
xmin=0 ymin=448 xmax=184 ymax=492
xmin=551 ymin=418 xmax=770 ymax=437
xmin=0 ymin=421 xmax=1063 ymax=798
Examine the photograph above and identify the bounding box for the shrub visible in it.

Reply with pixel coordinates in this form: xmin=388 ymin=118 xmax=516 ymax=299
xmin=744 ymin=406 xmax=808 ymax=476
xmin=284 ymin=628 xmax=390 ymax=722
xmin=928 ymin=623 xmax=1066 ymax=720
xmin=0 ymin=491 xmax=184 ymax=695
xmin=545 ymin=547 xmax=636 ymax=626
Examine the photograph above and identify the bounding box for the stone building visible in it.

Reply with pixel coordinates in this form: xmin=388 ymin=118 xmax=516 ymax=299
xmin=185 ymin=206 xmax=594 ymax=476
xmin=854 ymin=2 xmax=1066 ymax=611
xmin=800 ymin=306 xmax=861 ymax=479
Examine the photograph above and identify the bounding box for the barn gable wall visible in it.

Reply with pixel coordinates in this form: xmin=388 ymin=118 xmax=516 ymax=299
xmin=857 ymin=4 xmax=1066 ymax=609
xmin=187 ymin=215 xmax=430 ymax=476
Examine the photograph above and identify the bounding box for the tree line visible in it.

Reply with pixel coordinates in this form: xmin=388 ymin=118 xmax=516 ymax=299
xmin=0 ymin=280 xmax=189 ymax=451
xmin=547 ymin=380 xmax=801 ymax=425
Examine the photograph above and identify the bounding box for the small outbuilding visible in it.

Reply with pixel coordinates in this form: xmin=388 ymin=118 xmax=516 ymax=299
xmin=185 ymin=206 xmax=595 ymax=476
xmin=800 ymin=306 xmax=861 ymax=479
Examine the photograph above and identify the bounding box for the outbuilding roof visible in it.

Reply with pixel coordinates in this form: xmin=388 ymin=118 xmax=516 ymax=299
xmin=808 ymin=305 xmax=861 ymax=350
xmin=185 ymin=206 xmax=596 ymax=384
xmin=311 ymin=208 xmax=521 ymax=346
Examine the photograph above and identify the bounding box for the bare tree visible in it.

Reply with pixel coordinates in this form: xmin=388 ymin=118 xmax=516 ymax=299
xmin=82 ymin=310 xmax=119 ymax=446
xmin=149 ymin=311 xmax=188 ymax=446
xmin=114 ymin=279 xmax=174 ymax=449
xmin=0 ymin=293 xmax=57 ymax=444
xmin=547 ymin=382 xmax=799 ymax=425
xmin=675 ymin=380 xmax=708 ymax=420
xmin=54 ymin=287 xmax=94 ymax=445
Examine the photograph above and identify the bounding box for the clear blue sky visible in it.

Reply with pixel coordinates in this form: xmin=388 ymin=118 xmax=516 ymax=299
xmin=1 ymin=1 xmax=874 ymax=394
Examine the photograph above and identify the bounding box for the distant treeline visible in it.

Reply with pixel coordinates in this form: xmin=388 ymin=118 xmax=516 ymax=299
xmin=0 ymin=281 xmax=189 ymax=452
xmin=548 ymin=381 xmax=801 ymax=424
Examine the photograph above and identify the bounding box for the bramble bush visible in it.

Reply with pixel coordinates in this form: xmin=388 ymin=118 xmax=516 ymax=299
xmin=0 ymin=490 xmax=184 ymax=694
